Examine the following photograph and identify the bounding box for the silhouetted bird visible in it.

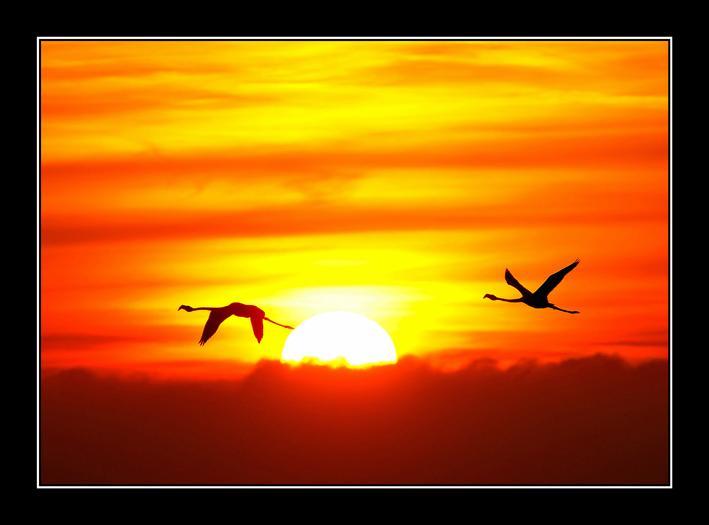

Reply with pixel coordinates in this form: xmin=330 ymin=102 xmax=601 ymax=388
xmin=483 ymin=259 xmax=581 ymax=314
xmin=178 ymin=302 xmax=294 ymax=345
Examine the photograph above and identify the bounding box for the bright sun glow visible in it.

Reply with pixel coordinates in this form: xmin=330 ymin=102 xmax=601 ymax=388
xmin=281 ymin=311 xmax=397 ymax=367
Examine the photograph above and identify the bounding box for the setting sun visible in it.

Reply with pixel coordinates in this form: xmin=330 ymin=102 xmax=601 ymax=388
xmin=281 ymin=311 xmax=397 ymax=367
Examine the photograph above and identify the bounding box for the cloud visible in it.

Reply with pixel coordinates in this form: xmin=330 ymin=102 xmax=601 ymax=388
xmin=38 ymin=204 xmax=531 ymax=245
xmin=41 ymin=354 xmax=668 ymax=485
xmin=41 ymin=333 xmax=136 ymax=350
xmin=357 ymin=46 xmax=667 ymax=96
xmin=43 ymin=88 xmax=279 ymax=118
xmin=359 ymin=57 xmax=570 ymax=87
xmin=596 ymin=329 xmax=669 ymax=348
xmin=42 ymin=128 xmax=666 ymax=183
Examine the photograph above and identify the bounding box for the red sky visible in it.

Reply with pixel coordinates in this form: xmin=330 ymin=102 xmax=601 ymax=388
xmin=41 ymin=40 xmax=668 ymax=379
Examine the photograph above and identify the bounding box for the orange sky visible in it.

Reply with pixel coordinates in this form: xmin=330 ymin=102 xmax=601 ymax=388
xmin=40 ymin=40 xmax=669 ymax=379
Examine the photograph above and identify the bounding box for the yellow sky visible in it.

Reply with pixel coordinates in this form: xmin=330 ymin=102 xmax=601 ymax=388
xmin=41 ymin=40 xmax=668 ymax=378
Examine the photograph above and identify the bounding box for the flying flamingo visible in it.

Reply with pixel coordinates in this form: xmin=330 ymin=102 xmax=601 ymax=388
xmin=178 ymin=302 xmax=294 ymax=345
xmin=483 ymin=259 xmax=581 ymax=314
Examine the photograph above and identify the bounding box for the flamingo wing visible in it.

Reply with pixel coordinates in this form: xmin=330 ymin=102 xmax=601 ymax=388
xmin=505 ymin=269 xmax=532 ymax=297
xmin=198 ymin=309 xmax=231 ymax=346
xmin=534 ymin=259 xmax=580 ymax=299
xmin=250 ymin=316 xmax=264 ymax=343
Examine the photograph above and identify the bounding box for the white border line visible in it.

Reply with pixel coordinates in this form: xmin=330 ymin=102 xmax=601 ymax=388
xmin=36 ymin=35 xmax=673 ymax=489
xmin=668 ymin=36 xmax=673 ymax=488
xmin=36 ymin=37 xmax=41 ymax=489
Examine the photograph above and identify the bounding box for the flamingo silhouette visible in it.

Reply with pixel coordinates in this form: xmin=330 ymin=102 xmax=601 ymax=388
xmin=483 ymin=259 xmax=581 ymax=314
xmin=178 ymin=302 xmax=294 ymax=345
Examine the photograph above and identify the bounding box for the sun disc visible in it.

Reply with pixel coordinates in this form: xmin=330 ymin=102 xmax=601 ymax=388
xmin=281 ymin=311 xmax=397 ymax=367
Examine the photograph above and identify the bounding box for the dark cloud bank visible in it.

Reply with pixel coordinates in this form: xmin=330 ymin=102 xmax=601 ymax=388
xmin=41 ymin=354 xmax=668 ymax=485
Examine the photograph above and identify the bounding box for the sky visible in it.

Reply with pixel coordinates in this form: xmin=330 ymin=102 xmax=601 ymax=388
xmin=40 ymin=41 xmax=669 ymax=379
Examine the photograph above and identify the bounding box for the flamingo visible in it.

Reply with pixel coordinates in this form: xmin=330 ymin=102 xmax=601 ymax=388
xmin=178 ymin=302 xmax=294 ymax=345
xmin=483 ymin=259 xmax=581 ymax=314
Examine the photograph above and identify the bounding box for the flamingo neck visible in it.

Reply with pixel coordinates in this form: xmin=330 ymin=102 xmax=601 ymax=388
xmin=496 ymin=297 xmax=523 ymax=303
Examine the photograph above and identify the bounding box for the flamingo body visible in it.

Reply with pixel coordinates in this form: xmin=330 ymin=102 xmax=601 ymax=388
xmin=178 ymin=302 xmax=292 ymax=345
xmin=484 ymin=259 xmax=580 ymax=314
